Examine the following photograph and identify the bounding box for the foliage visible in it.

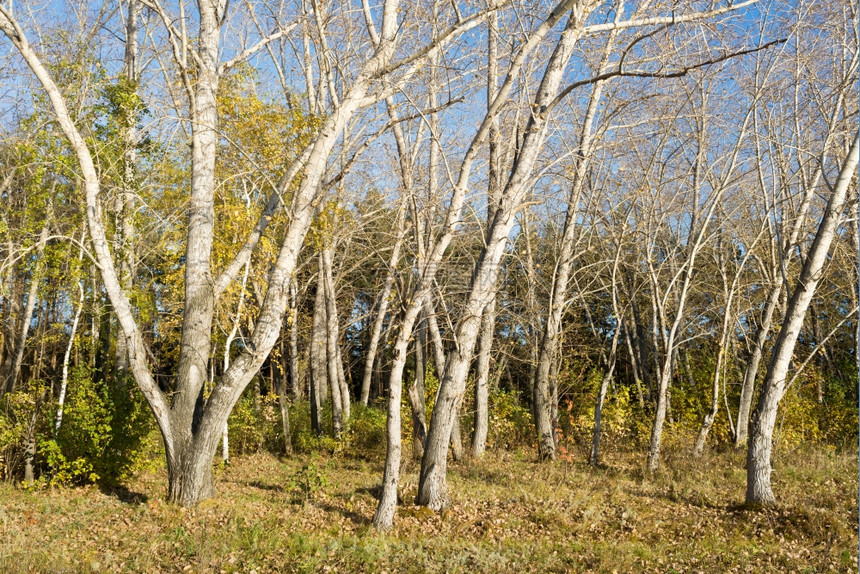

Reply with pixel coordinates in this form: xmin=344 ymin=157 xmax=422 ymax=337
xmin=487 ymin=388 xmax=533 ymax=449
xmin=41 ymin=365 xmax=152 ymax=486
xmin=223 ymin=386 xmax=390 ymax=459
xmin=226 ymin=388 xmax=276 ymax=457
xmin=286 ymin=456 xmax=331 ymax=503
xmin=0 ymin=386 xmax=49 ymax=482
xmin=342 ymin=402 xmax=387 ymax=454
xmin=289 ymin=399 xmax=338 ymax=454
xmin=287 ymin=398 xmax=387 ymax=457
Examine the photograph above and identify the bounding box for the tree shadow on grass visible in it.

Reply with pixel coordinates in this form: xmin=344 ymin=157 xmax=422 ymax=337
xmin=316 ymin=501 xmax=372 ymax=527
xmin=98 ymin=484 xmax=149 ymax=504
xmin=357 ymin=485 xmax=382 ymax=500
xmin=243 ymin=480 xmax=288 ymax=493
xmin=622 ymin=484 xmax=725 ymax=510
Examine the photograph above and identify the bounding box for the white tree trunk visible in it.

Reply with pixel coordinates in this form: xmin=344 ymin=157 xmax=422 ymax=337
xmin=471 ymin=298 xmax=495 ymax=456
xmin=747 ymin=133 xmax=858 ymax=505
xmin=55 ymin=280 xmax=84 ymax=433
xmin=372 ymin=297 xmax=426 ymax=530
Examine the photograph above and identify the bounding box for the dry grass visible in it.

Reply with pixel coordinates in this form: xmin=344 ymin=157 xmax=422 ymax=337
xmin=0 ymin=442 xmax=856 ymax=573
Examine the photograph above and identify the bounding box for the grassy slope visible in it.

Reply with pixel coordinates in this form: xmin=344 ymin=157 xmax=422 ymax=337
xmin=0 ymin=444 xmax=856 ymax=573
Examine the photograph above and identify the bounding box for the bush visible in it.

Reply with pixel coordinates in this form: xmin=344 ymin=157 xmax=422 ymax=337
xmin=487 ymin=388 xmax=532 ymax=449
xmin=290 ymin=398 xmax=338 ymax=454
xmin=43 ymin=365 xmax=152 ymax=486
xmin=0 ymin=384 xmax=51 ymax=481
xmin=288 ymin=397 xmax=387 ymax=457
xmin=0 ymin=365 xmax=152 ymax=487
xmin=344 ymin=402 xmax=386 ymax=453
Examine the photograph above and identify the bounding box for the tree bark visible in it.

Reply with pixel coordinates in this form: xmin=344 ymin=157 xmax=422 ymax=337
xmin=288 ymin=281 xmax=302 ymax=401
xmin=410 ymin=317 xmax=428 ymax=460
xmin=694 ymin=225 xmax=762 ymax=457
xmin=623 ymin=321 xmax=646 ymax=409
xmin=274 ymin=357 xmax=293 ymax=456
xmin=309 ymin=277 xmax=327 ymax=435
xmin=320 ymin=247 xmax=350 ymax=428
xmin=471 ymin=298 xmax=495 ymax=456
xmin=530 ymin=12 xmax=614 ymax=459
xmin=0 ymin=0 xmax=429 ymax=506
xmin=471 ymin=10 xmax=501 ymax=459
xmin=419 ymin=7 xmax=593 ymax=507
xmin=372 ymin=296 xmax=426 ymax=530
xmin=56 ymin=280 xmax=84 ymax=433
xmin=319 ymin=252 xmax=342 ymax=436
xmin=747 ymin=133 xmax=858 ymax=505
xmin=735 ymin=282 xmax=781 ymax=447
xmin=113 ymin=0 xmax=140 ymax=380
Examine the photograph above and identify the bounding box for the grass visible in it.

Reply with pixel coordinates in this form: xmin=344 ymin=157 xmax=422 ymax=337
xmin=0 ymin=440 xmax=856 ymax=573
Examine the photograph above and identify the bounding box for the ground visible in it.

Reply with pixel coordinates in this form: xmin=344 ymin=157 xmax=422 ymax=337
xmin=0 ymin=443 xmax=856 ymax=573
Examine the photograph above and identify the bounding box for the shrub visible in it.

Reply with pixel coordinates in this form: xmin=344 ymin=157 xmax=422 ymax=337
xmin=290 ymin=399 xmax=338 ymax=454
xmin=487 ymin=388 xmax=532 ymax=449
xmin=43 ymin=365 xmax=152 ymax=486
xmin=0 ymin=384 xmax=51 ymax=481
xmin=344 ymin=402 xmax=386 ymax=454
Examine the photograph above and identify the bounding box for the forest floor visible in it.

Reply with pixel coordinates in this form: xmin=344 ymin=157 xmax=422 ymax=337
xmin=0 ymin=442 xmax=857 ymax=573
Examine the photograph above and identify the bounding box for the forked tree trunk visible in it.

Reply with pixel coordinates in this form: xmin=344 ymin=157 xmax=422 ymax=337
xmin=419 ymin=8 xmax=596 ymax=505
xmin=323 ymin=251 xmax=343 ymax=437
xmin=471 ymin=10 xmax=501 ymax=459
xmin=322 ymin=246 xmax=350 ymax=422
xmin=0 ymin=0 xmax=406 ymax=507
xmin=646 ymin=77 xmax=758 ymax=472
xmin=530 ymin=7 xmax=621 ymax=461
xmin=738 ymin=88 xmax=843 ymax=445
xmin=380 ymin=0 xmax=587 ymax=523
xmin=166 ymin=436 xmax=218 ymax=506
xmin=747 ymin=133 xmax=858 ymax=505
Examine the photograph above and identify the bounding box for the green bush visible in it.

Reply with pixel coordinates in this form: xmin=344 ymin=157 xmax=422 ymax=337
xmin=343 ymin=402 xmax=386 ymax=453
xmin=487 ymin=388 xmax=532 ymax=449
xmin=226 ymin=388 xmax=285 ymax=457
xmin=287 ymin=397 xmax=386 ymax=456
xmin=287 ymin=456 xmax=331 ymax=503
xmin=290 ymin=399 xmax=338 ymax=454
xmin=43 ymin=365 xmax=152 ymax=486
xmin=0 ymin=384 xmax=51 ymax=482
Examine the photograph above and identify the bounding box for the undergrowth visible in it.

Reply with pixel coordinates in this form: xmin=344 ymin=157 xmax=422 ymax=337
xmin=0 ymin=439 xmax=855 ymax=573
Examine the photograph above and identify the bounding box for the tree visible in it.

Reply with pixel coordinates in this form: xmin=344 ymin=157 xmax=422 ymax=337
xmin=0 ymin=0 xmax=494 ymax=506
xmin=747 ymin=132 xmax=858 ymax=505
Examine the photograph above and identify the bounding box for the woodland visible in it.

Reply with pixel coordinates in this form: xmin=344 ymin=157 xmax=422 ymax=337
xmin=0 ymin=0 xmax=858 ymax=572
